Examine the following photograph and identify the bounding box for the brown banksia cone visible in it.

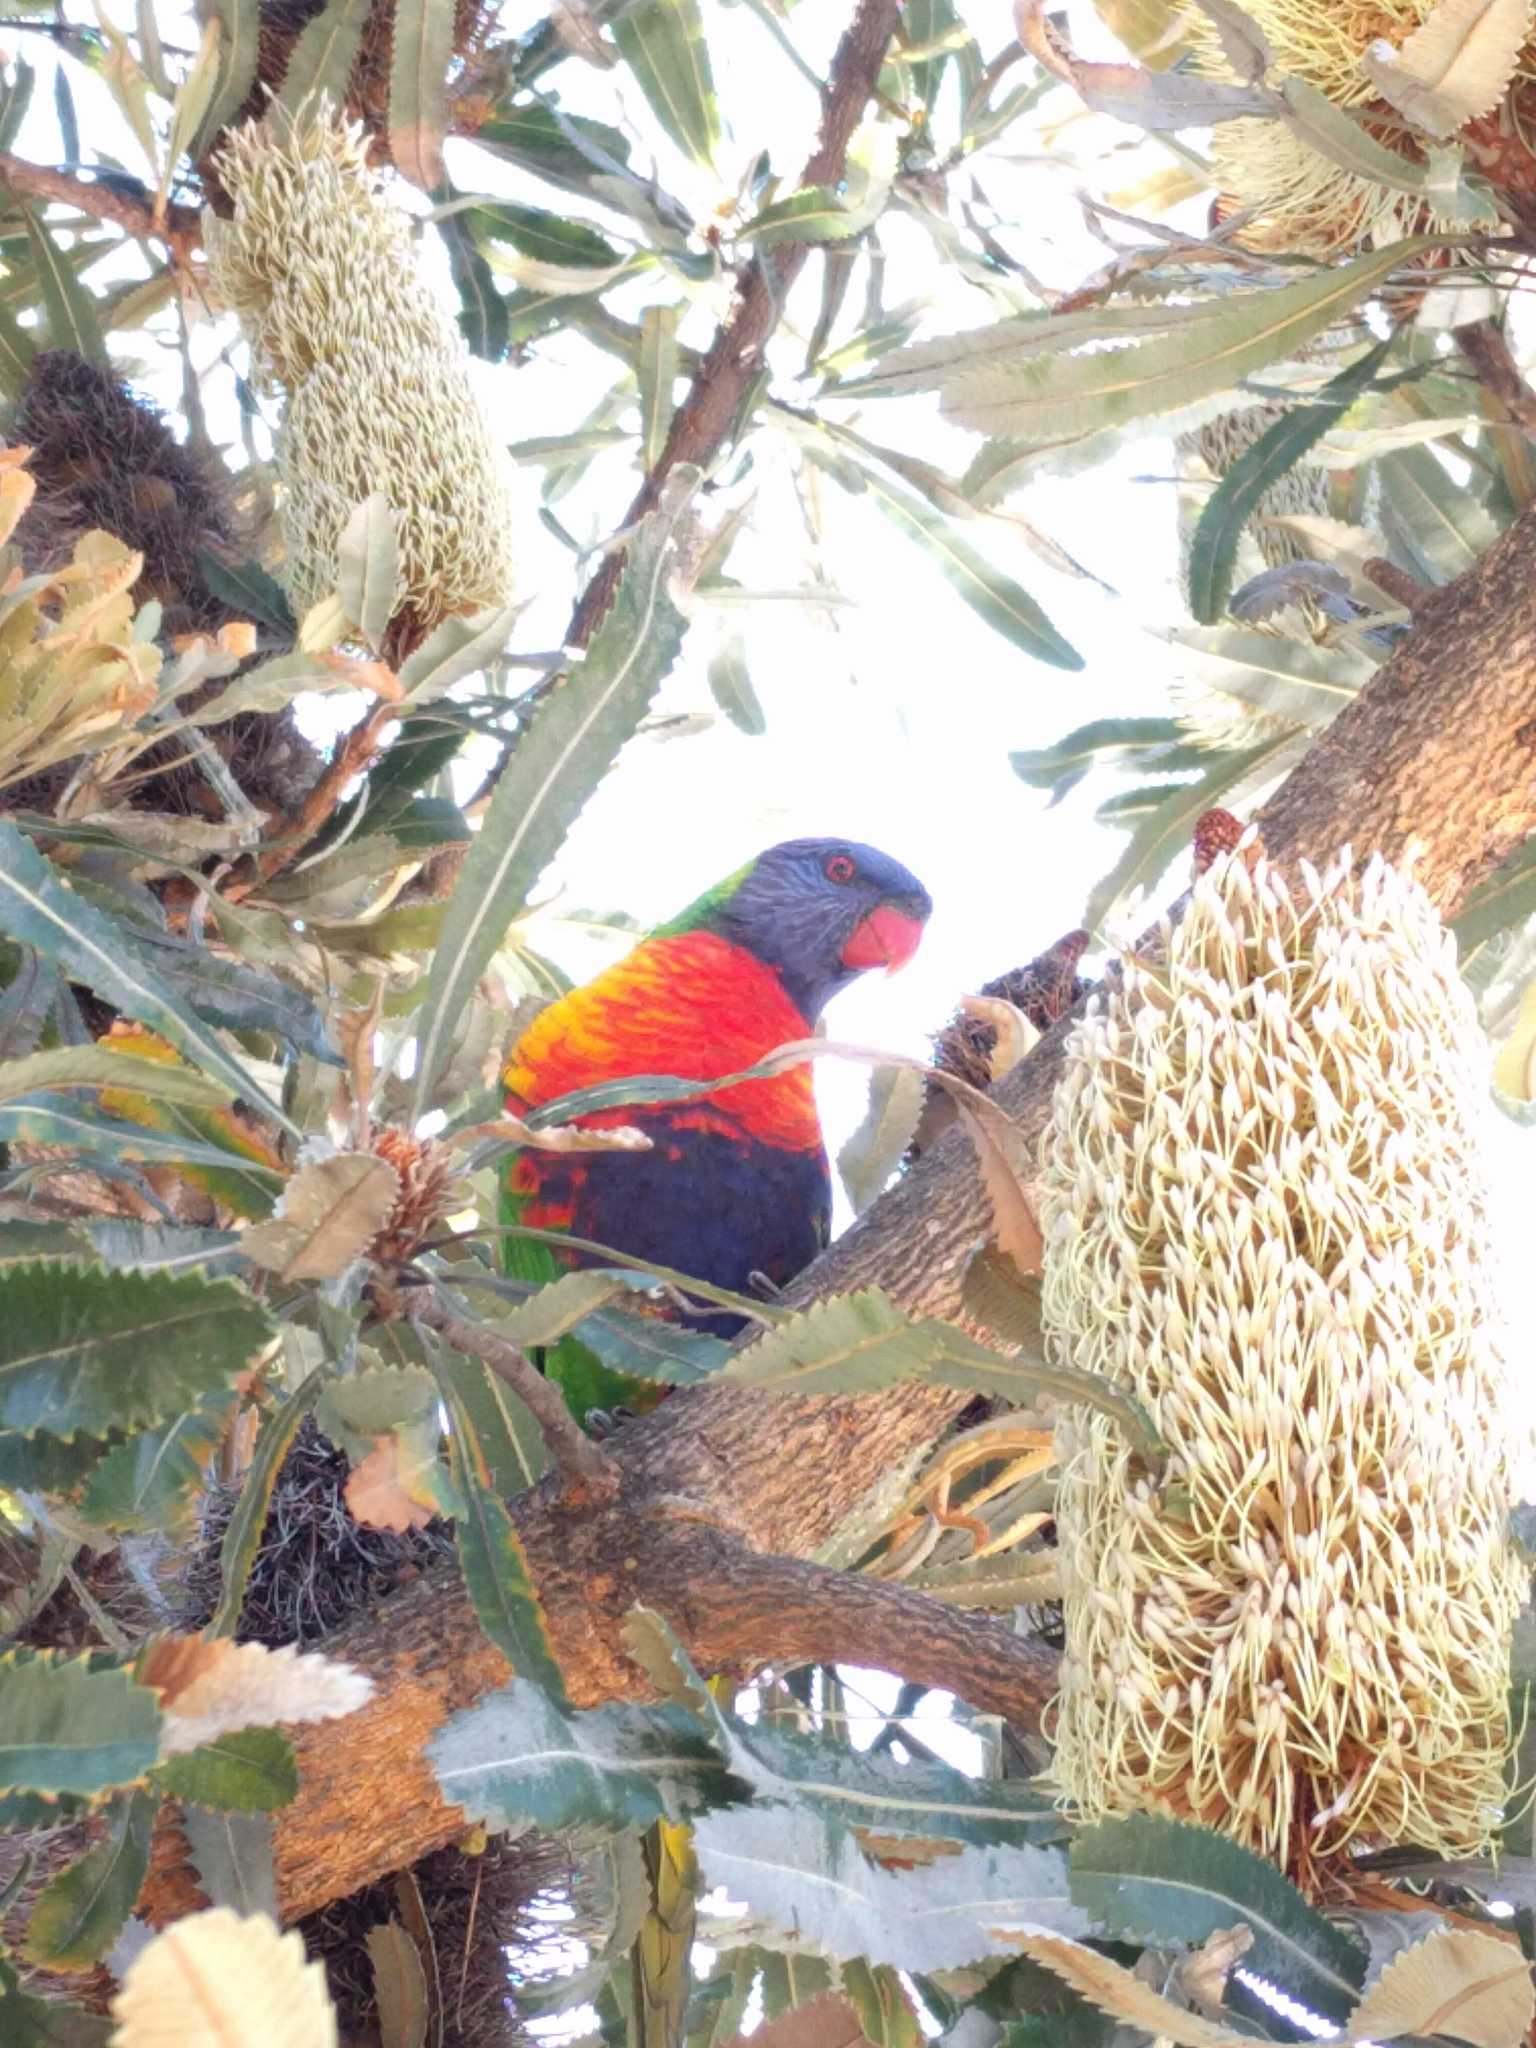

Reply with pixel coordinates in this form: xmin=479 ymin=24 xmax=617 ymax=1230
xmin=1041 ymin=846 xmax=1526 ymax=1889
xmin=9 ymin=350 xmax=244 ymax=637
xmin=205 ymin=103 xmax=516 ymax=646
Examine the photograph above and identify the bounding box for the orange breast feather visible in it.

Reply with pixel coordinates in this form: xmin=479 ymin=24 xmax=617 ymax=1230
xmin=503 ymin=930 xmax=822 ymax=1154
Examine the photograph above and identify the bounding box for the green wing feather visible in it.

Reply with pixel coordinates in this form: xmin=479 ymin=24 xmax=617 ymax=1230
xmin=497 ymin=1149 xmax=664 ymax=1430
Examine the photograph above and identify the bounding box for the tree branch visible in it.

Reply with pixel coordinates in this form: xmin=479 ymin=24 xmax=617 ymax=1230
xmin=22 ymin=445 xmax=1536 ymax=1945
xmin=0 ymin=152 xmax=199 ymax=246
xmin=563 ymin=0 xmax=903 ymax=650
xmin=409 ymin=1285 xmax=619 ymax=1502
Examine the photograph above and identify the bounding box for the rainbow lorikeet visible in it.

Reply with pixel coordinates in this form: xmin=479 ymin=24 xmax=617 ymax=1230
xmin=499 ymin=837 xmax=932 ymax=1423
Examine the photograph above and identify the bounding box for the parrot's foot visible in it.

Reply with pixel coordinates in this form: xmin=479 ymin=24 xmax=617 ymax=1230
xmin=584 ymin=1405 xmax=638 ymax=1440
xmin=746 ymin=1269 xmax=784 ymax=1301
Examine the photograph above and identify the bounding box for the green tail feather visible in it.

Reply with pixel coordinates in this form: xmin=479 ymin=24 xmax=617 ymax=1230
xmin=498 ymin=1161 xmax=663 ymax=1432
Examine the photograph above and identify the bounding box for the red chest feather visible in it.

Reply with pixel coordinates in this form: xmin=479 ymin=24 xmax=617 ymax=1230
xmin=503 ymin=931 xmax=822 ymax=1153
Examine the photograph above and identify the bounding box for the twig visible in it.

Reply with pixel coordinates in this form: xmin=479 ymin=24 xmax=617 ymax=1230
xmin=409 ymin=1285 xmax=620 ymax=1502
xmin=562 ymin=0 xmax=904 ymax=651
xmin=1363 ymin=556 xmax=1435 ymax=614
xmin=245 ymin=698 xmax=397 ymax=886
xmin=1455 ymin=315 xmax=1536 ymax=430
xmin=0 ymin=150 xmax=199 ymax=246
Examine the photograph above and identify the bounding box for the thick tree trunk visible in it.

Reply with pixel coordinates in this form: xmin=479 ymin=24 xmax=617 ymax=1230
xmin=18 ymin=358 xmax=1536 ymax=1955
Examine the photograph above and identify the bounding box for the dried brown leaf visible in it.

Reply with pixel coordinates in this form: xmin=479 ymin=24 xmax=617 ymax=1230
xmin=1008 ymin=1933 xmax=1261 ymax=2048
xmin=141 ymin=1636 xmax=374 ymax=1755
xmin=448 ymin=1113 xmax=655 ymax=1154
xmin=959 ymin=994 xmax=1040 ymax=1081
xmin=241 ymin=1151 xmax=401 ymax=1280
xmin=1351 ymin=1927 xmax=1533 ymax=2045
xmin=111 ymin=1906 xmax=337 ymax=2046
xmin=1360 ymin=0 xmax=1532 ymax=137
xmin=344 ymin=1430 xmax=440 ymax=1535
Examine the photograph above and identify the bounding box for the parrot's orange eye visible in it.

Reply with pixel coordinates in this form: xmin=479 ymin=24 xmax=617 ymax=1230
xmin=825 ymin=854 xmax=857 ymax=884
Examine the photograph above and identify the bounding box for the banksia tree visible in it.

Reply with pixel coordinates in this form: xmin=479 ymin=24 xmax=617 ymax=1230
xmin=205 ymin=104 xmax=516 ymax=646
xmin=1041 ymin=846 xmax=1526 ymax=1888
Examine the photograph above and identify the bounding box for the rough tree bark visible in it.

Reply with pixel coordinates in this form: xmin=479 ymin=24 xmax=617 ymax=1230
xmin=59 ymin=466 xmax=1533 ymax=1936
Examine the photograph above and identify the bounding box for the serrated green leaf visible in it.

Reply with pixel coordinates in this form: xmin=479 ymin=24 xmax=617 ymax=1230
xmin=1010 ymin=717 xmax=1197 ymax=804
xmin=23 ymin=1787 xmax=159 ymax=1970
xmin=705 ymin=635 xmax=764 ymax=735
xmin=1160 ymin=626 xmax=1374 ymax=731
xmin=806 ymin=446 xmax=1081 ymax=670
xmin=158 ymin=1725 xmax=298 ymax=1811
xmin=1069 ymin=1814 xmax=1366 ymax=2022
xmin=210 ymin=1370 xmax=327 ymax=1637
xmin=722 ymin=1290 xmax=950 ymax=1395
xmin=0 ymin=822 xmax=299 ymax=1137
xmin=410 ymin=471 xmax=696 ymax=1117
xmin=742 ymin=183 xmax=874 ymax=247
xmin=0 ymin=1427 xmax=111 ymax=1496
xmin=1187 ymin=340 xmax=1392 ymax=623
xmin=1083 ymin=735 xmax=1298 ymax=930
xmin=388 ymin=0 xmax=452 ymax=191
xmin=0 ymin=1653 xmax=162 ymax=1796
xmin=639 ymin=302 xmax=680 ymax=470
xmin=77 ymin=1388 xmax=237 ymax=1531
xmin=0 ymin=1046 xmax=235 ymax=1110
xmin=612 ymin=0 xmax=720 ymax=168
xmin=495 ymin=1269 xmax=651 ymax=1347
xmin=428 ymin=1677 xmax=744 ymax=1834
xmin=435 ymin=1365 xmax=568 ymax=1699
xmin=194 ymin=555 xmax=296 ymax=635
xmin=397 ymin=602 xmax=520 ymax=706
xmin=0 ymin=1261 xmax=274 ymax=1441
xmin=944 ymin=240 xmax=1438 ymax=442
xmin=569 ymin=1307 xmax=730 ymax=1388
xmin=0 ymin=1787 xmax=91 ymax=1834
xmin=692 ymin=1804 xmax=1084 ymax=1970
xmin=0 ymin=1094 xmax=285 ymax=1195
xmin=189 ymin=0 xmax=259 ymax=154
xmin=19 ymin=204 xmax=104 ymax=364
xmin=275 ymin=0 xmax=368 ymax=109
xmin=470 ymin=200 xmax=624 ymax=271
xmin=337 ymin=493 xmax=402 ymax=651
xmin=472 ymin=103 xmax=636 ymax=196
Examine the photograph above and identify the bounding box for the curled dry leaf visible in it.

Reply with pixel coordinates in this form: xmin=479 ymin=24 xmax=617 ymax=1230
xmin=140 ymin=1635 xmax=374 ymax=1755
xmin=344 ymin=1429 xmax=442 ymax=1535
xmin=1014 ymin=0 xmax=1278 ymax=126
xmin=241 ymin=1151 xmax=402 ymax=1281
xmin=110 ymin=1907 xmax=336 ymax=2048
xmin=448 ymin=1113 xmax=655 ymax=1154
xmin=1360 ymin=0 xmax=1533 ymax=138
xmin=1007 ymin=1933 xmax=1274 ymax=2048
xmin=959 ymin=995 xmax=1039 ymax=1082
xmin=1176 ymin=1924 xmax=1255 ymax=2012
xmin=1351 ymin=1926 xmax=1534 ymax=2046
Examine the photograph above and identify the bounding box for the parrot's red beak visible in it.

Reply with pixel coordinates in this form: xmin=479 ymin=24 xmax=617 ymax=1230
xmin=841 ymin=902 xmax=927 ymax=974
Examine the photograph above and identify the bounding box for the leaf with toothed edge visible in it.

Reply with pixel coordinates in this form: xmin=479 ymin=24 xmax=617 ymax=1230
xmin=1068 ymin=1815 xmax=1366 ymax=2023
xmin=23 ymin=1788 xmax=160 ymax=1970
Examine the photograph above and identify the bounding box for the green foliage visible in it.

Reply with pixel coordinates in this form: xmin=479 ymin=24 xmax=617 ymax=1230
xmin=0 ymin=1260 xmax=273 ymax=1440
xmin=156 ymin=1727 xmax=298 ymax=1812
xmin=1068 ymin=1816 xmax=1367 ymax=2023
xmin=0 ymin=1653 xmax=161 ymax=1797
xmin=22 ymin=1787 xmax=159 ymax=1969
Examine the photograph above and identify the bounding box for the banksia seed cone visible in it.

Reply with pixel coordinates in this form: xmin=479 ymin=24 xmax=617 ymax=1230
xmin=205 ymin=106 xmax=515 ymax=639
xmin=1041 ymin=848 xmax=1525 ymax=1888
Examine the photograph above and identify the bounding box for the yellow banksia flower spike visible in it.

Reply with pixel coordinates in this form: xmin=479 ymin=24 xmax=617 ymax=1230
xmin=205 ymin=102 xmax=516 ymax=644
xmin=1040 ymin=844 xmax=1526 ymax=1889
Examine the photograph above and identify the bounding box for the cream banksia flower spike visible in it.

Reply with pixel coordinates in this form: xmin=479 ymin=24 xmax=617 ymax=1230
xmin=1041 ymin=842 xmax=1527 ymax=1890
xmin=205 ymin=103 xmax=515 ymax=641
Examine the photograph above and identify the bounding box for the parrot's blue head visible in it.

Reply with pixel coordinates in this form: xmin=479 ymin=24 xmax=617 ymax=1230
xmin=662 ymin=837 xmax=932 ymax=1023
